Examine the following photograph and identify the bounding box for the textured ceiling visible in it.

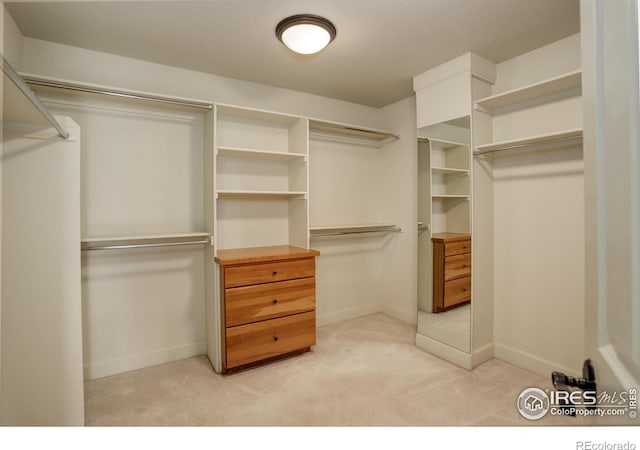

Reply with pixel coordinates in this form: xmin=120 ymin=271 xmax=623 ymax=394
xmin=6 ymin=0 xmax=580 ymax=107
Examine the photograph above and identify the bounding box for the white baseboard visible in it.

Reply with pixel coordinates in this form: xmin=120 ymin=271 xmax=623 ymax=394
xmin=380 ymin=304 xmax=417 ymax=325
xmin=415 ymin=333 xmax=473 ymax=370
xmin=493 ymin=342 xmax=580 ymax=379
xmin=84 ymin=340 xmax=207 ymax=380
xmin=472 ymin=343 xmax=494 ymax=367
xmin=381 ymin=305 xmax=418 ymax=325
xmin=316 ymin=303 xmax=382 ymax=327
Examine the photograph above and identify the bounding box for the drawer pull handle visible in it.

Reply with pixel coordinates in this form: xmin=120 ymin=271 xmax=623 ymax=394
xmin=272 ymin=298 xmax=278 ymax=304
xmin=462 ymin=288 xmax=468 ymax=292
xmin=272 ymin=269 xmax=278 ymax=276
xmin=462 ymin=264 xmax=467 ymax=268
xmin=273 ymin=336 xmax=279 ymax=341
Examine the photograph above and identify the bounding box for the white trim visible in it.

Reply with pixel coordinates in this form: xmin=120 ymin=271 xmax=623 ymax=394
xmin=380 ymin=304 xmax=417 ymax=325
xmin=493 ymin=342 xmax=581 ymax=379
xmin=316 ymin=303 xmax=381 ymax=327
xmin=472 ymin=343 xmax=495 ymax=367
xmin=84 ymin=340 xmax=207 ymax=380
xmin=415 ymin=333 xmax=473 ymax=370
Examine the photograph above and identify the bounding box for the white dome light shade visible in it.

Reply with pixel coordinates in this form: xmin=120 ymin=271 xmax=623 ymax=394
xmin=281 ymin=24 xmax=331 ymax=55
xmin=276 ymin=15 xmax=336 ymax=55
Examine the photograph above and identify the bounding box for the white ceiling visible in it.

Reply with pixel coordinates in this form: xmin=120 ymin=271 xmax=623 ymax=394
xmin=5 ymin=0 xmax=580 ymax=108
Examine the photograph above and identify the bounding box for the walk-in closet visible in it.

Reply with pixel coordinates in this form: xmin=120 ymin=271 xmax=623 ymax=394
xmin=2 ymin=0 xmax=638 ymax=431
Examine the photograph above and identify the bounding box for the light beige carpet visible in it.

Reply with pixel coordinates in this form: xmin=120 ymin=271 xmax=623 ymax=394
xmin=84 ymin=313 xmax=586 ymax=426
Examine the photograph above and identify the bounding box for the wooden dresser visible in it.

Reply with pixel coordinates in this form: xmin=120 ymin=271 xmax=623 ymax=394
xmin=215 ymin=245 xmax=320 ymax=373
xmin=431 ymin=233 xmax=471 ymax=313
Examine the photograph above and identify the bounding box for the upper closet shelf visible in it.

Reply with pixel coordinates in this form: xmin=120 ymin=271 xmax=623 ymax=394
xmin=216 ymin=103 xmax=302 ymax=125
xmin=309 ymin=119 xmax=399 ymax=147
xmin=424 ymin=138 xmax=469 ymax=149
xmin=217 ymin=146 xmax=306 ymax=162
xmin=474 ymin=128 xmax=583 ymax=156
xmin=474 ymin=70 xmax=582 ymax=114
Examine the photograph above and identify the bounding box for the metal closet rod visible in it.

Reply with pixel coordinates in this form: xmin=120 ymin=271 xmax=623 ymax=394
xmin=23 ymin=76 xmax=213 ymax=111
xmin=81 ymin=234 xmax=211 ymax=251
xmin=310 ymin=226 xmax=402 ymax=237
xmin=2 ymin=54 xmax=70 ymax=139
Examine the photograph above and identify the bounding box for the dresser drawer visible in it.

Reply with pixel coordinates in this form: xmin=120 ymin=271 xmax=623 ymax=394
xmin=224 ymin=257 xmax=316 ymax=288
xmin=444 ymin=253 xmax=471 ymax=281
xmin=225 ymin=277 xmax=316 ymax=327
xmin=225 ymin=311 xmax=316 ymax=369
xmin=443 ymin=276 xmax=471 ymax=308
xmin=444 ymin=239 xmax=471 ymax=257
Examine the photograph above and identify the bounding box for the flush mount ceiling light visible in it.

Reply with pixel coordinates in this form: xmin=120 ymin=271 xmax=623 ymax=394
xmin=276 ymin=14 xmax=337 ymax=55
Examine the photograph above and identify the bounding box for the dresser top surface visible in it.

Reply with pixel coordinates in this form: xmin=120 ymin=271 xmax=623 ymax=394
xmin=430 ymin=232 xmax=471 ymax=243
xmin=215 ymin=245 xmax=320 ymax=266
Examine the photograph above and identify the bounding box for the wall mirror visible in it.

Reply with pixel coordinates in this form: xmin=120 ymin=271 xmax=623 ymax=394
xmin=417 ymin=116 xmax=471 ymax=353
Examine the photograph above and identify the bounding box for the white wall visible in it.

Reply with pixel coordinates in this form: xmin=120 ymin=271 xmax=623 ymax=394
xmin=309 ymin=127 xmax=414 ymax=325
xmin=491 ymin=33 xmax=585 ymax=377
xmin=309 ymin=134 xmax=390 ymax=325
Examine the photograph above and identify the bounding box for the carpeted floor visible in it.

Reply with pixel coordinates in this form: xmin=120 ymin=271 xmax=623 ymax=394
xmin=84 ymin=313 xmax=587 ymax=426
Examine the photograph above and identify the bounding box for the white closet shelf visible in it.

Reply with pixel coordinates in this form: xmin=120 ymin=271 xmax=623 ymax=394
xmin=474 ymin=128 xmax=583 ymax=156
xmin=431 ymin=194 xmax=470 ymax=199
xmin=431 ymin=166 xmax=470 ymax=175
xmin=81 ymin=232 xmax=211 ymax=251
xmin=216 ymin=103 xmax=302 ymax=125
xmin=425 ymin=138 xmax=469 ymax=149
xmin=216 ymin=190 xmax=307 ymax=200
xmin=309 ymin=119 xmax=399 ymax=147
xmin=217 ymin=146 xmax=306 ymax=162
xmin=474 ymin=70 xmax=582 ymax=113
